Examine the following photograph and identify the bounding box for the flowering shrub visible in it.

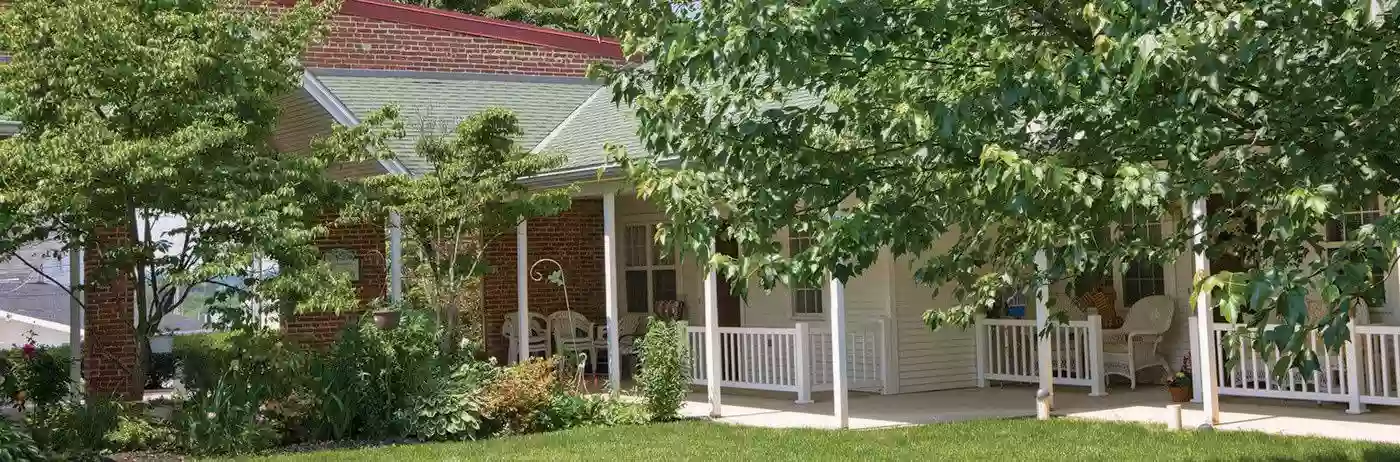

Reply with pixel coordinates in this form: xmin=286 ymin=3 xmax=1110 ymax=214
xmin=0 ymin=335 xmax=71 ymax=410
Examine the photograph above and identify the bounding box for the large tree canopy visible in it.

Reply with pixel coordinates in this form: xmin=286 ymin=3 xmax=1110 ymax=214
xmin=0 ymin=0 xmax=394 ymax=386
xmin=589 ymin=0 xmax=1400 ymax=371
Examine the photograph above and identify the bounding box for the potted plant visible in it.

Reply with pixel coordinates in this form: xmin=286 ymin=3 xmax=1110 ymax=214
xmin=1167 ymin=353 xmax=1193 ymax=402
xmin=372 ymin=300 xmax=402 ymax=330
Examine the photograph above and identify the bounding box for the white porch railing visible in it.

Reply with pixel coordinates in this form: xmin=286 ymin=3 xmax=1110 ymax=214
xmin=973 ymin=315 xmax=1106 ymax=394
xmin=686 ymin=318 xmax=890 ymax=403
xmin=1189 ymin=317 xmax=1400 ymax=411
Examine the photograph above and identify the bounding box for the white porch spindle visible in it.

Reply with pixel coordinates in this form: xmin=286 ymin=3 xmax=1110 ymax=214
xmin=830 ymin=277 xmax=850 ymax=429
xmin=704 ymin=242 xmax=722 ymax=417
xmin=516 ymin=220 xmax=530 ymax=364
xmin=602 ymin=192 xmax=621 ymax=396
xmin=389 ymin=212 xmax=403 ymax=303
xmin=1190 ymin=198 xmax=1221 ymax=425
xmin=1346 ymin=307 xmax=1369 ymax=414
xmin=1034 ymin=250 xmax=1053 ymax=414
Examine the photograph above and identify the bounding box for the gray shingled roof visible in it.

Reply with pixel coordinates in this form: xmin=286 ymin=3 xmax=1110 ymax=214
xmin=0 ymin=120 xmax=17 ymax=136
xmin=530 ymin=87 xmax=646 ymax=170
xmin=310 ymin=69 xmax=603 ymax=175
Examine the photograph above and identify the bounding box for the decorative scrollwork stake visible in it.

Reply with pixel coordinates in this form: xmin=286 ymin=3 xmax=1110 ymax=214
xmin=530 ymin=258 xmax=592 ymax=390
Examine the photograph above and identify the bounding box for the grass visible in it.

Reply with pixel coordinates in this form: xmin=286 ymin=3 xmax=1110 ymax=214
xmin=235 ymin=418 xmax=1400 ymax=462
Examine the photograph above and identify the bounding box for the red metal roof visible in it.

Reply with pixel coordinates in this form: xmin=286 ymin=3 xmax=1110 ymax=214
xmin=284 ymin=0 xmax=623 ymax=60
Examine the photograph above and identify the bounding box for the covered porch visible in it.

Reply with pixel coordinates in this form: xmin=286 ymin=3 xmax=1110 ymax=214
xmin=678 ymin=386 xmax=1400 ymax=444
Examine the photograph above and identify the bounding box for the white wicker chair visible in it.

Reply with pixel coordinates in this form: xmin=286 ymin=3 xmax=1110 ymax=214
xmin=1102 ymin=295 xmax=1175 ymax=389
xmin=548 ymin=311 xmax=599 ymax=371
xmin=503 ymin=312 xmax=550 ymax=364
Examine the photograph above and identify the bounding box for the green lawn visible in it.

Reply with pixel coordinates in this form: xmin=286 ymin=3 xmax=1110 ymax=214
xmin=233 ymin=418 xmax=1400 ymax=462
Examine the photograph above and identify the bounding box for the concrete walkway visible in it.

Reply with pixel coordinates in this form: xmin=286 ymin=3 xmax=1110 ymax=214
xmin=682 ymin=385 xmax=1400 ymax=444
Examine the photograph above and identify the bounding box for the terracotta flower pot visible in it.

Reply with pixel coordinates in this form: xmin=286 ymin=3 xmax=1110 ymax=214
xmin=1168 ymin=385 xmax=1192 ymax=403
xmin=373 ymin=310 xmax=401 ymax=330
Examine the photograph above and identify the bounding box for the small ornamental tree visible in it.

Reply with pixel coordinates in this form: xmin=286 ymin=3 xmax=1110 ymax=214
xmin=0 ymin=0 xmax=397 ymax=393
xmin=354 ymin=108 xmax=572 ymax=352
xmin=589 ymin=0 xmax=1400 ymax=373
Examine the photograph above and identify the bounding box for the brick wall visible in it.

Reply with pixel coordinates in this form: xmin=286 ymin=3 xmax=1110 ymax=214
xmin=83 ymin=227 xmax=141 ymax=399
xmin=482 ymin=199 xmax=604 ymax=361
xmin=304 ymin=13 xmax=603 ymax=76
xmin=283 ymin=217 xmax=388 ymax=346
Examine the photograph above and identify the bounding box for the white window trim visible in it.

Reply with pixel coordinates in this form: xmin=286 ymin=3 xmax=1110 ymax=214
xmin=787 ymin=229 xmax=826 ymax=320
xmin=622 ymin=221 xmax=678 ymax=314
xmin=1314 ymin=197 xmax=1392 ymax=317
xmin=1111 ymin=216 xmax=1174 ymax=310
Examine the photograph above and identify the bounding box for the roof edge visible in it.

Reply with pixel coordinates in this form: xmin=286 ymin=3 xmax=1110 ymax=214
xmin=530 ymin=86 xmax=609 ymax=154
xmin=309 ymin=67 xmax=598 ymax=86
xmin=281 ymin=0 xmax=623 ymax=60
xmin=518 ymin=157 xmax=679 ymax=189
xmin=300 ymin=71 xmax=412 ymax=176
xmin=0 ymin=120 xmax=19 ymax=136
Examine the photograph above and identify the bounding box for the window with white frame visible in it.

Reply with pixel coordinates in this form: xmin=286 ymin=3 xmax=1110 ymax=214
xmin=788 ymin=231 xmax=823 ymax=316
xmin=1326 ymin=196 xmax=1383 ymax=243
xmin=1323 ymin=197 xmax=1388 ymax=309
xmin=1119 ymin=214 xmax=1167 ymax=307
xmin=623 ymin=223 xmax=677 ymax=313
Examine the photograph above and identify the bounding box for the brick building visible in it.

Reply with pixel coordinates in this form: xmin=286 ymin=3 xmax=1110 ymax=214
xmin=67 ymin=0 xmax=629 ymax=398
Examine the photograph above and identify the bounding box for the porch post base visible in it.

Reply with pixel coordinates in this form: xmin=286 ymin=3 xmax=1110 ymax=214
xmin=1088 ymin=391 xmax=1109 ymax=397
xmin=794 ymin=399 xmax=814 ymax=405
xmin=1345 ymin=405 xmax=1368 ymax=415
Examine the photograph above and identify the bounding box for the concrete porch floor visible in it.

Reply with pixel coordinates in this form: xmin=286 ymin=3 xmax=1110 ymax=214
xmin=680 ymin=385 xmax=1400 ymax=444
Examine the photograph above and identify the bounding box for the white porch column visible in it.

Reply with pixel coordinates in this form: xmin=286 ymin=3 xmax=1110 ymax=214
xmin=703 ymin=250 xmax=722 ymax=417
xmin=389 ymin=212 xmax=403 ymax=303
xmin=68 ymin=248 xmax=83 ymax=386
xmin=1190 ymin=198 xmax=1221 ymax=426
xmin=829 ymin=277 xmax=850 ymax=429
xmin=1034 ymin=250 xmax=1053 ymax=414
xmin=602 ymin=192 xmax=622 ymax=396
xmin=516 ymin=220 xmax=530 ymax=364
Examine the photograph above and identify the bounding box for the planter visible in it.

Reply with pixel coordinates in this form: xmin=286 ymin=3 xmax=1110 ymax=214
xmin=373 ymin=310 xmax=401 ymax=330
xmin=1168 ymin=385 xmax=1192 ymax=403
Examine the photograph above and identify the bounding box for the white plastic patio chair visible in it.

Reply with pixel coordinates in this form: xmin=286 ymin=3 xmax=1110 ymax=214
xmin=593 ymin=313 xmax=647 ymax=355
xmin=1102 ymin=295 xmax=1175 ymax=389
xmin=503 ymin=312 xmax=550 ymax=364
xmin=548 ymin=310 xmax=599 ymax=371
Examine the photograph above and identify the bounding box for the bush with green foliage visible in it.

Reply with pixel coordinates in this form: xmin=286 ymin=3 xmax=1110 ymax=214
xmin=480 ymin=357 xmax=558 ymax=435
xmin=176 ymin=371 xmax=279 ymax=456
xmin=106 ymin=411 xmax=176 ymax=453
xmin=172 ymin=332 xmax=235 ymax=394
xmin=398 ymin=361 xmax=491 ymax=441
xmin=538 ymin=393 xmax=650 ymax=431
xmin=636 ymin=318 xmax=690 ymax=421
xmin=0 ymin=340 xmax=72 ymax=410
xmin=0 ymin=418 xmax=42 ymax=462
xmin=25 ymin=397 xmax=121 ymax=461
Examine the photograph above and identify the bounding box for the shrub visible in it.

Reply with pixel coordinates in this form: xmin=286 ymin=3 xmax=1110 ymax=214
xmin=172 ymin=332 xmax=235 ymax=394
xmin=399 ymin=362 xmax=488 ymax=441
xmin=480 ymin=358 xmax=557 ymax=435
xmin=175 ymin=370 xmax=278 ymax=455
xmin=0 ymin=418 xmax=41 ymax=462
xmin=26 ymin=396 xmax=121 ymax=461
xmin=636 ymin=318 xmax=690 ymax=421
xmin=106 ymin=411 xmax=176 ymax=453
xmin=0 ymin=341 xmax=72 ymax=410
